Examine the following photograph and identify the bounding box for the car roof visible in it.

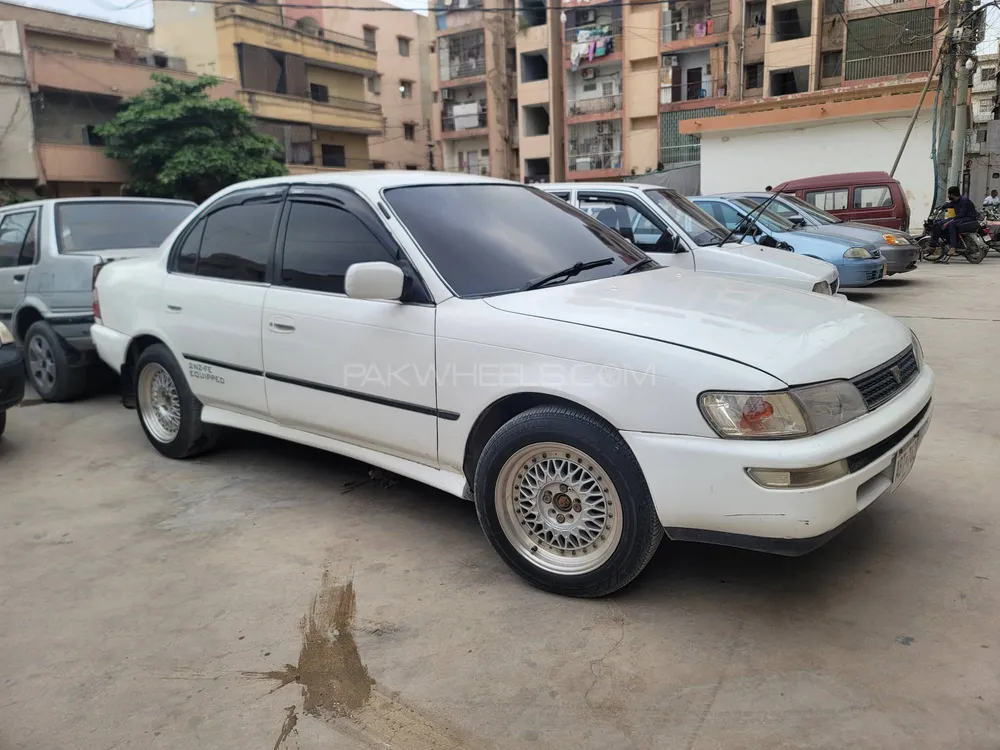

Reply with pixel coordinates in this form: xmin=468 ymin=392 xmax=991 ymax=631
xmin=540 ymin=182 xmax=648 ymax=192
xmin=210 ymin=170 xmax=512 ymax=200
xmin=775 ymin=171 xmax=896 ymax=190
xmin=0 ymin=196 xmax=197 ymax=211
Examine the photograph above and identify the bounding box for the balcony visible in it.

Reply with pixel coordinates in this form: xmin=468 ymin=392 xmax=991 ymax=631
xmin=566 ymin=93 xmax=622 ymax=117
xmin=846 ymin=0 xmax=911 ymax=10
xmin=215 ymin=3 xmax=376 ymax=74
xmin=567 ymin=150 xmax=623 ymax=173
xmin=660 ymin=11 xmax=729 ymax=46
xmin=29 ymin=47 xmax=238 ymax=100
xmin=438 ymin=30 xmax=486 ymax=83
xmin=565 ymin=20 xmax=622 ymax=64
xmin=239 ymin=90 xmax=383 ymax=134
xmin=567 ymin=119 xmax=623 ymax=176
xmin=433 ymin=0 xmax=486 ymax=34
xmin=659 ymin=72 xmax=725 ymax=106
xmin=443 ymin=163 xmax=490 ymax=176
xmin=36 ymin=144 xmax=128 ymax=183
xmin=442 ymin=106 xmax=488 ymax=138
xmin=844 ymin=49 xmax=932 ymax=82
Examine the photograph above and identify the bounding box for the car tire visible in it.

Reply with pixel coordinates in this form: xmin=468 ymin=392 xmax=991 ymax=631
xmin=134 ymin=343 xmax=218 ymax=459
xmin=23 ymin=321 xmax=87 ymax=403
xmin=474 ymin=405 xmax=663 ymax=598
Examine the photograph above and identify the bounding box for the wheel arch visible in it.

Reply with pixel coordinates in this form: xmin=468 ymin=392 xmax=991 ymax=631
xmin=461 ymin=392 xmax=619 ymax=485
xmin=13 ymin=305 xmax=44 ymax=344
xmin=121 ymin=333 xmax=167 ymax=408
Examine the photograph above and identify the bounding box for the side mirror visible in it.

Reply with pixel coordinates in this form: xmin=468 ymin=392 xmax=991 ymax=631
xmin=789 ymin=214 xmax=806 ymax=227
xmin=344 ymin=262 xmax=404 ymax=301
xmin=654 ymin=233 xmax=682 ymax=253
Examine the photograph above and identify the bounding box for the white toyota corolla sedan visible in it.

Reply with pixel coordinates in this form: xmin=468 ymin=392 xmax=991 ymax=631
xmin=90 ymin=172 xmax=933 ymax=597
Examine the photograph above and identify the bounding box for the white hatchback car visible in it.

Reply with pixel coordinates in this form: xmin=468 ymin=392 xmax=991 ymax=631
xmin=91 ymin=173 xmax=933 ymax=597
xmin=540 ymin=183 xmax=842 ymax=295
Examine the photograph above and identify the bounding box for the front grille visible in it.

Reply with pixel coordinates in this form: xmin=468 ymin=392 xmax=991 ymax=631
xmin=847 ymin=401 xmax=930 ymax=473
xmin=853 ymin=346 xmax=919 ymax=410
xmin=866 ymin=268 xmax=882 ymax=281
xmin=831 ymin=278 xmax=840 ymax=295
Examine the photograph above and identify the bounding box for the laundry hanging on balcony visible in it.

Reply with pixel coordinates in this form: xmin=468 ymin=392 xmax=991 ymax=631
xmin=453 ymin=102 xmax=480 ymax=130
xmin=569 ymin=25 xmax=615 ymax=71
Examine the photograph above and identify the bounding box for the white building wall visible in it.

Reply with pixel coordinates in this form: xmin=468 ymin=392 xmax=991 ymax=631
xmin=698 ymin=112 xmax=935 ymax=231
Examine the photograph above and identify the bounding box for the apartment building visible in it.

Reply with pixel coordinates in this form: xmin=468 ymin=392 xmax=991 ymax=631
xmin=0 ymin=1 xmax=237 ymax=199
xmin=153 ymin=0 xmax=382 ymax=173
xmin=966 ymin=50 xmax=997 ymax=201
xmin=430 ymin=0 xmax=519 ymax=179
xmin=287 ymin=0 xmax=434 ymax=170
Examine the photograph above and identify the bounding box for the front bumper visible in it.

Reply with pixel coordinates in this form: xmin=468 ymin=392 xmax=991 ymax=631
xmin=622 ymin=365 xmax=934 ymax=549
xmin=839 ymin=258 xmax=886 ymax=287
xmin=880 ymin=246 xmax=920 ymax=274
xmin=0 ymin=345 xmax=26 ymax=411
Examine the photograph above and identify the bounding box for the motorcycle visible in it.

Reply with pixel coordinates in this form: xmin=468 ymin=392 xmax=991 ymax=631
xmin=982 ymin=205 xmax=1000 ymax=255
xmin=915 ymin=206 xmax=987 ymax=264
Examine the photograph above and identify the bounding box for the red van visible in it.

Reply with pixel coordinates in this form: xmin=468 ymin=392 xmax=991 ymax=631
xmin=774 ymin=171 xmax=910 ymax=231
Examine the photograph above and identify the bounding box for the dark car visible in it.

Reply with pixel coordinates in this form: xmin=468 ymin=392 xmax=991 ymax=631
xmin=0 ymin=322 xmax=26 ymax=438
xmin=774 ymin=171 xmax=911 ymax=231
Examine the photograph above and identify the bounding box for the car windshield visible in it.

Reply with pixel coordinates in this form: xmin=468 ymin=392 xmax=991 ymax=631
xmin=384 ymin=184 xmax=647 ymax=297
xmin=55 ymin=201 xmax=196 ymax=253
xmin=644 ymin=189 xmax=730 ymax=246
xmin=732 ymin=198 xmax=798 ymax=233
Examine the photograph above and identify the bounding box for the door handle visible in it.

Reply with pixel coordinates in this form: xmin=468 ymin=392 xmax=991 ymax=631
xmin=268 ymin=316 xmax=296 ymax=333
xmin=166 ymin=304 xmax=182 ymax=313
xmin=13 ymin=274 xmax=24 ymax=282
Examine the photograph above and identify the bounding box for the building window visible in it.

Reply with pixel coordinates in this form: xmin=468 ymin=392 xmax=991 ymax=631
xmin=368 ymin=74 xmax=381 ymax=95
xmin=981 ymin=100 xmax=993 ymax=114
xmin=400 ymin=80 xmax=413 ymax=99
xmin=404 ymin=123 xmax=416 ymax=140
xmin=770 ymin=66 xmax=810 ymax=96
xmin=398 ymin=36 xmax=411 ymax=56
xmin=773 ymin=1 xmax=811 ymax=42
xmin=982 ymin=67 xmax=997 ymax=82
xmin=744 ymin=63 xmax=764 ymax=90
xmin=321 ymin=144 xmax=346 ymax=168
xmin=433 ymin=91 xmax=439 ymax=103
xmin=363 ymin=25 xmax=376 ymax=50
xmin=405 ymin=164 xmax=418 ymax=170
xmin=372 ymin=161 xmax=387 ymax=169
xmin=310 ymin=83 xmax=329 ymax=102
xmin=83 ymin=124 xmax=105 ymax=146
xmin=821 ymin=51 xmax=842 ymax=79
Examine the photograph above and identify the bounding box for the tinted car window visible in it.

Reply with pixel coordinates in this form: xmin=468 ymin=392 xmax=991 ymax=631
xmin=0 ymin=212 xmax=35 ymax=268
xmin=280 ymin=201 xmax=396 ymax=294
xmin=56 ymin=201 xmax=195 ymax=252
xmin=175 ymin=219 xmax=205 ymax=274
xmin=645 ymin=189 xmax=729 ymax=246
xmin=197 ymin=203 xmax=279 ymax=282
xmin=384 ymin=184 xmax=645 ymax=297
xmin=732 ymin=198 xmax=797 ymax=232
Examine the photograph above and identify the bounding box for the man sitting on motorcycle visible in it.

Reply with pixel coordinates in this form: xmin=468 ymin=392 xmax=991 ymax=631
xmin=932 ymin=186 xmax=978 ymax=256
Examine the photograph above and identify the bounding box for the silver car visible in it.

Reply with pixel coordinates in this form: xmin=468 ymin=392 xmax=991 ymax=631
xmin=735 ymin=192 xmax=920 ymax=275
xmin=0 ymin=197 xmax=196 ymax=401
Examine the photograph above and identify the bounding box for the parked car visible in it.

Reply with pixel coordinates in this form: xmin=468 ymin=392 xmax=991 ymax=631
xmin=91 ymin=172 xmax=933 ymax=598
xmin=774 ymin=171 xmax=911 ymax=231
xmin=0 ymin=321 xmax=25 ymax=439
xmin=692 ymin=195 xmax=886 ymax=288
xmin=539 ymin=183 xmax=841 ymax=295
xmin=0 ymin=197 xmax=197 ymax=402
xmin=735 ymin=191 xmax=920 ymax=275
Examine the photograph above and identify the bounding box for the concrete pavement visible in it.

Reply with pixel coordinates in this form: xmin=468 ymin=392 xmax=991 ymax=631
xmin=1 ymin=260 xmax=998 ymax=749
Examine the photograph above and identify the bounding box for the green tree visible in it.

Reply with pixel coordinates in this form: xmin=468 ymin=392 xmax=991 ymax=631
xmin=97 ymin=74 xmax=286 ymax=202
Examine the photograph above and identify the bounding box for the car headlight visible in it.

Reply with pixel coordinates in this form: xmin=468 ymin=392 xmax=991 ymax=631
xmin=812 ymin=280 xmax=832 ymax=295
xmin=844 ymin=247 xmax=873 ymax=259
xmin=700 ymin=381 xmax=868 ymax=439
xmin=882 ymin=234 xmax=900 ymax=245
xmin=0 ymin=322 xmax=14 ymax=346
xmin=910 ymin=330 xmax=924 ymax=370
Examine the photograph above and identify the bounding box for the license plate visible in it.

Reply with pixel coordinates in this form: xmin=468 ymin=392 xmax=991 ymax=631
xmin=882 ymin=262 xmax=888 ymax=277
xmin=891 ymin=432 xmax=921 ymax=491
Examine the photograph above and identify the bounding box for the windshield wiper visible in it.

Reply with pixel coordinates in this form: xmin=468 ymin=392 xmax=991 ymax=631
xmin=617 ymin=257 xmax=658 ymax=276
xmin=520 ymin=258 xmax=615 ymax=291
xmin=716 ymin=190 xmax=783 ymax=247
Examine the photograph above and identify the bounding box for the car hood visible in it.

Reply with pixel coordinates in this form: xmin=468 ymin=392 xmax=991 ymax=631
xmin=792 ymin=226 xmax=877 ymax=249
xmin=484 ymin=270 xmax=911 ymax=385
xmin=715 ymin=242 xmax=838 ymax=280
xmin=809 ymin=221 xmax=916 ymax=246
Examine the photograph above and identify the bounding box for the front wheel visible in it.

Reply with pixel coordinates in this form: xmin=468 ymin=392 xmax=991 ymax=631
xmin=965 ymin=237 xmax=986 ymax=264
xmin=134 ymin=344 xmax=218 ymax=459
xmin=918 ymin=236 xmax=941 ymax=262
xmin=474 ymin=405 xmax=663 ymax=597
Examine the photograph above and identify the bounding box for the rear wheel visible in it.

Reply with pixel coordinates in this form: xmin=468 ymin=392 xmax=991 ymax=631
xmin=474 ymin=405 xmax=663 ymax=597
xmin=24 ymin=321 xmax=87 ymax=402
xmin=135 ymin=344 xmax=218 ymax=459
xmin=965 ymin=237 xmax=986 ymax=264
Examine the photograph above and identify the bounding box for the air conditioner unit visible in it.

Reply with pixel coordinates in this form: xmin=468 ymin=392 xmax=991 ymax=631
xmin=668 ymin=55 xmax=679 ymax=67
xmin=581 ymin=67 xmax=596 ymax=80
xmin=581 ymin=9 xmax=596 ymax=23
xmin=442 ymin=88 xmax=454 ymax=100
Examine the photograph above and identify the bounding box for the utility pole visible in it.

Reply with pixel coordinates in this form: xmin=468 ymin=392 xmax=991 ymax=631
xmin=936 ymin=0 xmax=959 ymax=201
xmin=948 ymin=0 xmax=976 ymax=189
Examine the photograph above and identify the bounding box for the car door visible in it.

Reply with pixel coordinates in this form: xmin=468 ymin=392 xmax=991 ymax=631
xmin=0 ymin=209 xmax=39 ymax=332
xmin=849 ymin=183 xmax=896 ymax=228
xmin=160 ymin=185 xmax=286 ymax=418
xmin=577 ymin=191 xmax=695 ymax=270
xmin=262 ymin=185 xmax=438 ymax=465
